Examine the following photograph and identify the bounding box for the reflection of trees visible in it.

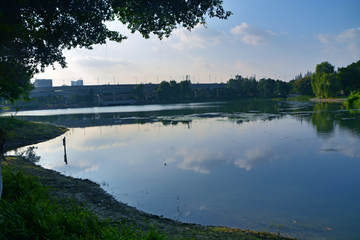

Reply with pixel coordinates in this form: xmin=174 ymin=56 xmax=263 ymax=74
xmin=181 ymin=121 xmax=191 ymax=129
xmin=310 ymin=103 xmax=360 ymax=138
xmin=134 ymin=119 xmax=146 ymax=125
xmin=160 ymin=120 xmax=171 ymax=126
xmin=311 ymin=103 xmax=335 ymax=138
xmin=337 ymin=109 xmax=360 ymax=136
xmin=160 ymin=120 xmax=192 ymax=126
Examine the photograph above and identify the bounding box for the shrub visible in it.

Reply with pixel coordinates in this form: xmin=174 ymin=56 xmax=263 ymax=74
xmin=344 ymin=91 xmax=360 ymax=107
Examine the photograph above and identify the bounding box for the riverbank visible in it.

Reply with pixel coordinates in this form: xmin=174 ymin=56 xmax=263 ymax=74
xmin=1 ymin=117 xmax=298 ymax=239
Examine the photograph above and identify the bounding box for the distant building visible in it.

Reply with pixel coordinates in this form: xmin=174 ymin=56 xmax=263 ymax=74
xmin=71 ymin=79 xmax=83 ymax=86
xmin=34 ymin=79 xmax=52 ymax=88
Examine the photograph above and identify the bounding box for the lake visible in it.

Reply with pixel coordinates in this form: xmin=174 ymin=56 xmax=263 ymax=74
xmin=4 ymin=100 xmax=360 ymax=240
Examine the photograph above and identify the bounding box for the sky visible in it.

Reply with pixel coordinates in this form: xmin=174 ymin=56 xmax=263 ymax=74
xmin=34 ymin=0 xmax=360 ymax=87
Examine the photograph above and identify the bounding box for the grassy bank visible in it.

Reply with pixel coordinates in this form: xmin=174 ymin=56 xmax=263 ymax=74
xmin=1 ymin=117 xmax=297 ymax=239
xmin=0 ymin=117 xmax=68 ymax=151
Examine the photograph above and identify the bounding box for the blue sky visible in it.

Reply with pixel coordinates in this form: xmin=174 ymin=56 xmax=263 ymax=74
xmin=35 ymin=0 xmax=360 ymax=86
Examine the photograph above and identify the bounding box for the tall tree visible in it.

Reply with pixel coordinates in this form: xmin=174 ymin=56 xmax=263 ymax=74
xmin=156 ymin=81 xmax=171 ymax=102
xmin=275 ymin=80 xmax=289 ymax=96
xmin=311 ymin=61 xmax=340 ymax=98
xmin=257 ymin=78 xmax=275 ymax=98
xmin=225 ymin=76 xmax=243 ymax=98
xmin=179 ymin=80 xmax=192 ymax=99
xmin=293 ymin=76 xmax=314 ymax=96
xmin=337 ymin=60 xmax=360 ymax=95
xmin=170 ymin=80 xmax=180 ymax=101
xmin=133 ymin=84 xmax=144 ymax=100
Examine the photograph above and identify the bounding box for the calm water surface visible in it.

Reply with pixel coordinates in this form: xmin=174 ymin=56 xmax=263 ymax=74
xmin=5 ymin=101 xmax=360 ymax=240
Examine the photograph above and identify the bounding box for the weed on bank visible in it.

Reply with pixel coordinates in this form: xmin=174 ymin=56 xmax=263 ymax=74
xmin=0 ymin=167 xmax=170 ymax=240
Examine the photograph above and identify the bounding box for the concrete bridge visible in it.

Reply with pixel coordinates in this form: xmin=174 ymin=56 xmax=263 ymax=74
xmin=30 ymin=83 xmax=226 ymax=105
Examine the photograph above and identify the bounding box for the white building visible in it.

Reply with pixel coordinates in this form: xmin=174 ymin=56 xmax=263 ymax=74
xmin=34 ymin=79 xmax=52 ymax=88
xmin=71 ymin=79 xmax=83 ymax=86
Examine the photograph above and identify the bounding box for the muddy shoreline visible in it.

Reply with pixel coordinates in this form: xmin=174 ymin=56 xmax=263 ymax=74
xmin=310 ymin=98 xmax=346 ymax=103
xmin=2 ymin=119 xmax=297 ymax=239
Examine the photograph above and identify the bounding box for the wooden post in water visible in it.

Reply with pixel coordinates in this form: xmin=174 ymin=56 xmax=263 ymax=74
xmin=63 ymin=137 xmax=68 ymax=164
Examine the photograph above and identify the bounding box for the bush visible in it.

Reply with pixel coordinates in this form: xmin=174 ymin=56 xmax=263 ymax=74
xmin=344 ymin=91 xmax=360 ymax=107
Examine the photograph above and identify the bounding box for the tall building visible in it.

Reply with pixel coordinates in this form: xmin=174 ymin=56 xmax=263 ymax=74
xmin=34 ymin=79 xmax=52 ymax=88
xmin=71 ymin=79 xmax=83 ymax=86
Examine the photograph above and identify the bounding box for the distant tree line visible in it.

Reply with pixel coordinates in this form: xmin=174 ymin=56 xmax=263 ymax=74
xmin=134 ymin=60 xmax=359 ymax=102
xmin=156 ymin=80 xmax=192 ymax=101
xmin=13 ymin=60 xmax=359 ymax=106
xmin=222 ymin=60 xmax=360 ymax=100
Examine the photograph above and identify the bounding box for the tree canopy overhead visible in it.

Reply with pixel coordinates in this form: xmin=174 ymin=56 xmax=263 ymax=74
xmin=0 ymin=0 xmax=231 ymax=103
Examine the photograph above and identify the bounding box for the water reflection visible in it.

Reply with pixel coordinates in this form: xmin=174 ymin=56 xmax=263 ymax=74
xmin=5 ymin=101 xmax=360 ymax=240
xmin=177 ymin=147 xmax=229 ymax=174
xmin=234 ymin=147 xmax=278 ymax=171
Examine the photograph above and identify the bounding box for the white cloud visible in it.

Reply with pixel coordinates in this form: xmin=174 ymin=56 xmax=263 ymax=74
xmin=177 ymin=148 xmax=228 ymax=174
xmin=315 ymin=29 xmax=360 ymax=44
xmin=73 ymin=56 xmax=131 ymax=67
xmin=317 ymin=28 xmax=360 ymax=60
xmin=171 ymin=25 xmax=225 ymax=50
xmin=317 ymin=34 xmax=331 ymax=44
xmin=188 ymin=56 xmax=226 ymax=71
xmin=230 ymin=22 xmax=277 ymax=45
xmin=336 ymin=27 xmax=360 ymax=42
xmin=233 ymin=148 xmax=278 ymax=171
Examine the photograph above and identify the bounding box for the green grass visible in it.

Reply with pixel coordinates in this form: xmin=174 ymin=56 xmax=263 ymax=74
xmin=0 ymin=167 xmax=171 ymax=240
